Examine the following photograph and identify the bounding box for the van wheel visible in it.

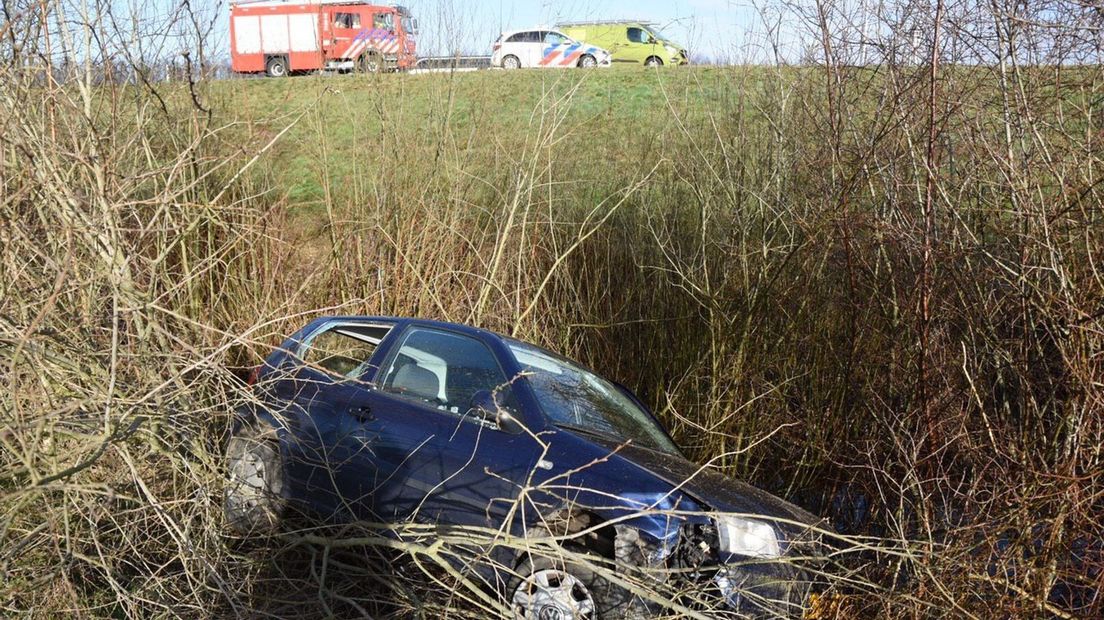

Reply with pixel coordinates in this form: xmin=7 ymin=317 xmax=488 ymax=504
xmin=224 ymin=425 xmax=286 ymax=537
xmin=510 ymin=553 xmax=635 ymax=619
xmin=265 ymin=56 xmax=288 ymax=77
xmin=644 ymin=56 xmax=663 ymax=67
xmin=502 ymin=55 xmax=521 ymax=70
xmin=578 ymin=54 xmax=597 ymax=68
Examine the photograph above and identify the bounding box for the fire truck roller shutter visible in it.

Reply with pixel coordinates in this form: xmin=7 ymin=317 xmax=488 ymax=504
xmin=260 ymin=15 xmax=289 ymax=53
xmin=234 ymin=16 xmax=261 ymax=54
xmin=288 ymin=14 xmax=318 ymax=52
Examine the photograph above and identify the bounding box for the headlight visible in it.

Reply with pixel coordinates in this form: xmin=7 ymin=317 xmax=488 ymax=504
xmin=714 ymin=516 xmax=781 ymax=558
xmin=665 ymin=45 xmax=678 ymax=55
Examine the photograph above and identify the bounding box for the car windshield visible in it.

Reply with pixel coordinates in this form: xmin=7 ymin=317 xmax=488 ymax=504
xmin=508 ymin=341 xmax=680 ymax=455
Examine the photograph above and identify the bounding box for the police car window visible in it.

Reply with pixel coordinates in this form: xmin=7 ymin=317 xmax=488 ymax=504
xmin=627 ymin=27 xmax=648 ymax=43
xmin=545 ymin=32 xmax=566 ymax=45
xmin=506 ymin=32 xmax=528 ymax=43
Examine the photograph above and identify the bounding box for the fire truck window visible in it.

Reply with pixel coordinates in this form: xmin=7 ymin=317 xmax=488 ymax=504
xmin=334 ymin=13 xmax=359 ymax=29
xmin=374 ymin=13 xmax=394 ymax=32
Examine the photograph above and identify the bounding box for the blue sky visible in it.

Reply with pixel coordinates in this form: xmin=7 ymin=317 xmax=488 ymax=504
xmin=410 ymin=0 xmax=765 ymax=60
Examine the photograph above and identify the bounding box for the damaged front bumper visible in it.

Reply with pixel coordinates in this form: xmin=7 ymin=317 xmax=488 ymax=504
xmin=617 ymin=516 xmax=824 ymax=616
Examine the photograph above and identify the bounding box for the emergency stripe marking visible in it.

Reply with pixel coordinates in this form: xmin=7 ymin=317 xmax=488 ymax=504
xmin=539 ymin=43 xmax=597 ymax=67
xmin=343 ymin=28 xmax=400 ymax=59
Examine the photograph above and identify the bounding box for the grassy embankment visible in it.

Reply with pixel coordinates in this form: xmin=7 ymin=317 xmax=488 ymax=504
xmin=2 ymin=63 xmax=1100 ymax=617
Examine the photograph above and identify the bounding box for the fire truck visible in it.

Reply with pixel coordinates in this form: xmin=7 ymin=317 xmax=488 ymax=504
xmin=229 ymin=0 xmax=418 ymax=76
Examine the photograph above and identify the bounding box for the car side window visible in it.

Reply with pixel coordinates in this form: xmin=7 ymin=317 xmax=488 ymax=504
xmin=302 ymin=324 xmax=390 ymax=379
xmin=545 ymin=31 xmax=566 ymax=45
xmin=380 ymin=327 xmax=511 ymax=417
xmin=627 ymin=27 xmax=648 ymax=43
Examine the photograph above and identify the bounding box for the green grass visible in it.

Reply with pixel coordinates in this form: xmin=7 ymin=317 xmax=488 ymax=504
xmin=211 ymin=67 xmax=755 ymax=225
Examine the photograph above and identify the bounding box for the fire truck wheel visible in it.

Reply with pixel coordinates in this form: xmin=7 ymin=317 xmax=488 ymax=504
xmin=265 ymin=57 xmax=288 ymax=78
xmin=359 ymin=52 xmax=382 ymax=74
xmin=502 ymin=55 xmax=521 ymax=70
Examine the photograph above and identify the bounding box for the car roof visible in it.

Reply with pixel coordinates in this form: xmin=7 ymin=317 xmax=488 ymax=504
xmin=499 ymin=27 xmax=567 ymax=37
xmin=310 ymin=315 xmax=503 ymax=341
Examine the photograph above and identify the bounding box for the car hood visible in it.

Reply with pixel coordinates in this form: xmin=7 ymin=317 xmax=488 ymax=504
xmin=586 ymin=435 xmax=821 ymax=528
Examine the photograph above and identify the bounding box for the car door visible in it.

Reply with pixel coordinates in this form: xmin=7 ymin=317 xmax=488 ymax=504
xmin=344 ymin=325 xmax=543 ymax=530
xmin=264 ymin=320 xmax=394 ymax=515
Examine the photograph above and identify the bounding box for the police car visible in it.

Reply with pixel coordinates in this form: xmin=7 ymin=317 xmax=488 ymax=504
xmin=492 ymin=28 xmax=612 ymax=69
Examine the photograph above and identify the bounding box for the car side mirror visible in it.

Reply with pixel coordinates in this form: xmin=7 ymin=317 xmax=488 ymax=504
xmin=468 ymin=389 xmax=525 ymax=434
xmin=648 ymin=36 xmax=657 ymax=44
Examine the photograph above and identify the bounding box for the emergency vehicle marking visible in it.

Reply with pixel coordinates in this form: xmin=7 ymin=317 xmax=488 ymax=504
xmin=539 ymin=43 xmax=597 ymax=66
xmin=343 ymin=28 xmax=400 ymax=59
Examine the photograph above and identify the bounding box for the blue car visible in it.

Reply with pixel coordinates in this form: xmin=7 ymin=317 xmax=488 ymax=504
xmin=225 ymin=316 xmax=824 ymax=618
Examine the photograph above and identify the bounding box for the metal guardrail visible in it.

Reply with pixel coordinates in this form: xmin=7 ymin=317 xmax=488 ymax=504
xmin=413 ymin=56 xmax=492 ymax=70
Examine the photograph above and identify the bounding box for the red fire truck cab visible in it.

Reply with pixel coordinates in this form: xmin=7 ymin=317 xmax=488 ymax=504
xmin=230 ymin=0 xmax=418 ymax=76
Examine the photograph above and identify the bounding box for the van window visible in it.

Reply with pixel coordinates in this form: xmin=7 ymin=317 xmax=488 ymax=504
xmin=334 ymin=12 xmax=360 ymax=29
xmin=627 ymin=27 xmax=649 ymax=43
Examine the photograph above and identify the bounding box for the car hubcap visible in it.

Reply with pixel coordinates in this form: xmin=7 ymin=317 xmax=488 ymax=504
xmin=226 ymin=440 xmax=277 ymax=530
xmin=513 ymin=569 xmax=595 ymax=620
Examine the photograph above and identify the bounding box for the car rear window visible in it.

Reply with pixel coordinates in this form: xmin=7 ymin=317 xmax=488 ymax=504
xmin=302 ymin=324 xmax=391 ymax=379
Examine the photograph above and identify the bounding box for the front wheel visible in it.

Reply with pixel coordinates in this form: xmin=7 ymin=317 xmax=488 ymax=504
xmin=502 ymin=55 xmax=521 ymax=70
xmin=359 ymin=51 xmax=382 ymax=73
xmin=578 ymin=54 xmax=597 ymax=68
xmin=510 ymin=554 xmax=637 ymax=620
xmin=644 ymin=56 xmax=663 ymax=67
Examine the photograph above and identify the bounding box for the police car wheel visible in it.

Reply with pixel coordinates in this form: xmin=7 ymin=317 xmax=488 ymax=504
xmin=503 ymin=55 xmax=521 ymax=70
xmin=579 ymin=54 xmax=597 ymax=68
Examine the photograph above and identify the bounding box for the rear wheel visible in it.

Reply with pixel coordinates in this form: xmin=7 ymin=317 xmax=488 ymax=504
xmin=502 ymin=55 xmax=521 ymax=70
xmin=578 ymin=54 xmax=597 ymax=68
xmin=644 ymin=56 xmax=663 ymax=67
xmin=265 ymin=56 xmax=288 ymax=77
xmin=224 ymin=425 xmax=286 ymax=537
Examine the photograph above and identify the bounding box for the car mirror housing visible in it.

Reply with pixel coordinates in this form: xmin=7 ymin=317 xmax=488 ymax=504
xmin=468 ymin=389 xmax=525 ymax=434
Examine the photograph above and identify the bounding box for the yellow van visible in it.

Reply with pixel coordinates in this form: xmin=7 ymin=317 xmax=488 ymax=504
xmin=556 ymin=21 xmax=688 ymax=66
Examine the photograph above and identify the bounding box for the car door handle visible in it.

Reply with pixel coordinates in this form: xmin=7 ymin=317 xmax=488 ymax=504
xmin=348 ymin=405 xmax=374 ymax=422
